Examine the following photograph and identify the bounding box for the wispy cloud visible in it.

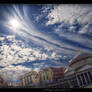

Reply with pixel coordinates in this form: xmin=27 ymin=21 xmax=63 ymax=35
xmin=38 ymin=4 xmax=92 ymax=53
xmin=1 ymin=5 xmax=78 ymax=56
xmin=0 ymin=5 xmax=92 ymax=81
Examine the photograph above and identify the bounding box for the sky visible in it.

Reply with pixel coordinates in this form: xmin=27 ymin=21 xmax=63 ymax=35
xmin=0 ymin=4 xmax=92 ymax=83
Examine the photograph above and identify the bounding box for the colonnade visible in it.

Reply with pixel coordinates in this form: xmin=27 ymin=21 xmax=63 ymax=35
xmin=76 ymin=71 xmax=92 ymax=87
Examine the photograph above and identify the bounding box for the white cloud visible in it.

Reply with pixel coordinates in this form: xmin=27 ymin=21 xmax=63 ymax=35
xmin=6 ymin=35 xmax=15 ymax=41
xmin=0 ymin=65 xmax=32 ymax=81
xmin=1 ymin=5 xmax=78 ymax=56
xmin=33 ymin=68 xmax=40 ymax=72
xmin=0 ymin=35 xmax=62 ymax=67
xmin=0 ymin=34 xmax=69 ymax=81
xmin=0 ymin=37 xmax=5 ymax=41
xmin=46 ymin=5 xmax=92 ymax=25
xmin=45 ymin=4 xmax=92 ymax=35
xmin=79 ymin=24 xmax=92 ymax=34
xmin=35 ymin=5 xmax=51 ymax=23
xmin=51 ymin=52 xmax=56 ymax=58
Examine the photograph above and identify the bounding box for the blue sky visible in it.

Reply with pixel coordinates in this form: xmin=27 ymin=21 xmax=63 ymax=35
xmin=0 ymin=4 xmax=92 ymax=82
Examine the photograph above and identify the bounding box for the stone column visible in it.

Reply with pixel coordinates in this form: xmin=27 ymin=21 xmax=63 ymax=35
xmin=22 ymin=78 xmax=25 ymax=86
xmin=87 ymin=72 xmax=91 ymax=83
xmin=25 ymin=76 xmax=28 ymax=86
xmin=76 ymin=74 xmax=80 ymax=87
xmin=21 ymin=79 xmax=23 ymax=87
xmin=27 ymin=76 xmax=30 ymax=84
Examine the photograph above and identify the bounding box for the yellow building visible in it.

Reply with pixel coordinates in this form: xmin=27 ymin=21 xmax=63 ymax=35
xmin=39 ymin=68 xmax=53 ymax=83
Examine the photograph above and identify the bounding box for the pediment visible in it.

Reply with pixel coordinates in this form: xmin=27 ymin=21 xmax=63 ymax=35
xmin=77 ymin=65 xmax=92 ymax=72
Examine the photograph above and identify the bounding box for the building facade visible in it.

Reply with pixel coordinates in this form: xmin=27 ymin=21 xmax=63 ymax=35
xmin=56 ymin=52 xmax=92 ymax=88
xmin=19 ymin=67 xmax=65 ymax=87
xmin=0 ymin=75 xmax=7 ymax=87
xmin=39 ymin=67 xmax=53 ymax=84
xmin=19 ymin=52 xmax=92 ymax=88
xmin=38 ymin=67 xmax=66 ymax=88
xmin=7 ymin=81 xmax=14 ymax=87
xmin=20 ymin=68 xmax=54 ymax=87
xmin=41 ymin=53 xmax=92 ymax=88
xmin=49 ymin=67 xmax=66 ymax=82
xmin=20 ymin=71 xmax=40 ymax=87
xmin=69 ymin=53 xmax=92 ymax=88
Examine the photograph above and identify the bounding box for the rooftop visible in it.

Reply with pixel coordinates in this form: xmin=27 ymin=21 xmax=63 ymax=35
xmin=69 ymin=52 xmax=92 ymax=66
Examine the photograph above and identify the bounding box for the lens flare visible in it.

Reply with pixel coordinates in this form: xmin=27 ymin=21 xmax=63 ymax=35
xmin=9 ymin=18 xmax=21 ymax=29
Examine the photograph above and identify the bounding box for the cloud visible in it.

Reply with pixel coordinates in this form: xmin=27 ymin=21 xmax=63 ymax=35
xmin=0 ymin=34 xmax=67 ymax=67
xmin=45 ymin=4 xmax=92 ymax=35
xmin=34 ymin=5 xmax=52 ymax=23
xmin=0 ymin=65 xmax=32 ymax=81
xmin=33 ymin=4 xmax=92 ymax=53
xmin=33 ymin=68 xmax=40 ymax=72
xmin=1 ymin=5 xmax=78 ymax=56
xmin=46 ymin=5 xmax=92 ymax=25
xmin=0 ymin=37 xmax=5 ymax=41
xmin=1 ymin=5 xmax=92 ymax=81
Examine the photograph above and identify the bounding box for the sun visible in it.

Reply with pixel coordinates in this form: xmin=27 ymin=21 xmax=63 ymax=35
xmin=9 ymin=18 xmax=21 ymax=29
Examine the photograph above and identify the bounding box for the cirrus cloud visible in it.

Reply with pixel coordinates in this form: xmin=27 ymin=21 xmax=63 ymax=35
xmin=45 ymin=4 xmax=92 ymax=35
